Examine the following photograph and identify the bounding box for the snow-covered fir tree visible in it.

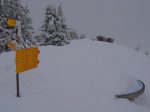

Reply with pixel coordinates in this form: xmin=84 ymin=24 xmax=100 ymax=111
xmin=57 ymin=3 xmax=70 ymax=44
xmin=20 ymin=5 xmax=35 ymax=48
xmin=9 ymin=0 xmax=20 ymax=19
xmin=0 ymin=0 xmax=35 ymax=51
xmin=68 ymin=28 xmax=79 ymax=40
xmin=2 ymin=0 xmax=10 ymax=18
xmin=40 ymin=4 xmax=69 ymax=46
xmin=0 ymin=0 xmax=3 ymax=17
xmin=9 ymin=0 xmax=35 ymax=48
xmin=0 ymin=0 xmax=10 ymax=52
xmin=41 ymin=5 xmax=56 ymax=45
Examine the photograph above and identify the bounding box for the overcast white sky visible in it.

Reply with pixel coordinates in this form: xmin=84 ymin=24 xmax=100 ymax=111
xmin=22 ymin=0 xmax=150 ymax=51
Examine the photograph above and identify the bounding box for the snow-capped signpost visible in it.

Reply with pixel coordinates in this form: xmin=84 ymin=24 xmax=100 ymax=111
xmin=7 ymin=19 xmax=39 ymax=97
xmin=16 ymin=47 xmax=39 ymax=97
xmin=16 ymin=48 xmax=39 ymax=74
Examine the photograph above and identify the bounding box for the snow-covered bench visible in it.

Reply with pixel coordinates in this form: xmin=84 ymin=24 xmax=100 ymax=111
xmin=116 ymin=80 xmax=145 ymax=101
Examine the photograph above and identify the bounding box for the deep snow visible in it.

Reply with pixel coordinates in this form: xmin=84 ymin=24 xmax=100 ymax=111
xmin=0 ymin=39 xmax=150 ymax=112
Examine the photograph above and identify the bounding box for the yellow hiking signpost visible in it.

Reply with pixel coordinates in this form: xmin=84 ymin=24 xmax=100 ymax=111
xmin=15 ymin=47 xmax=39 ymax=97
xmin=16 ymin=47 xmax=39 ymax=74
xmin=6 ymin=18 xmax=39 ymax=97
xmin=7 ymin=19 xmax=16 ymax=27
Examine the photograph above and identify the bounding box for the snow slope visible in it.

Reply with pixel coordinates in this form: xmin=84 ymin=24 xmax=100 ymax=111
xmin=0 ymin=39 xmax=150 ymax=112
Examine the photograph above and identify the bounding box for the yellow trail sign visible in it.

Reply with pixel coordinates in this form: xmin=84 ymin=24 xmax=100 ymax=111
xmin=16 ymin=48 xmax=39 ymax=74
xmin=7 ymin=19 xmax=16 ymax=27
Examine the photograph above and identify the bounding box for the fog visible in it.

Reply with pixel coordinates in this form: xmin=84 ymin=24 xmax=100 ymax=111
xmin=22 ymin=0 xmax=150 ymax=51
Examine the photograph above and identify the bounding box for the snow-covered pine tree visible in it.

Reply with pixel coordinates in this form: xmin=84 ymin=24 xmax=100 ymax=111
xmin=68 ymin=28 xmax=79 ymax=40
xmin=0 ymin=0 xmax=35 ymax=51
xmin=40 ymin=4 xmax=69 ymax=46
xmin=9 ymin=0 xmax=35 ymax=48
xmin=9 ymin=0 xmax=19 ymax=19
xmin=0 ymin=0 xmax=3 ymax=17
xmin=41 ymin=5 xmax=57 ymax=45
xmin=3 ymin=0 xmax=10 ymax=18
xmin=0 ymin=27 xmax=10 ymax=52
xmin=0 ymin=0 xmax=10 ymax=52
xmin=57 ymin=3 xmax=70 ymax=45
xmin=0 ymin=0 xmax=4 ymax=52
xmin=20 ymin=5 xmax=35 ymax=48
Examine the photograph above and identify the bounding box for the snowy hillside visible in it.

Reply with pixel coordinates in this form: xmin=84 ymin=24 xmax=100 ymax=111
xmin=0 ymin=39 xmax=150 ymax=112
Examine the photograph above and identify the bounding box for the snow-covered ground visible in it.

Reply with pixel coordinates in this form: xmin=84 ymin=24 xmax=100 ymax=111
xmin=0 ymin=39 xmax=150 ymax=112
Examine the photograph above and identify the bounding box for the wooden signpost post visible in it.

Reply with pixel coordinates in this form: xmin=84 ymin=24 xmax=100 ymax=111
xmin=7 ymin=19 xmax=39 ymax=97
